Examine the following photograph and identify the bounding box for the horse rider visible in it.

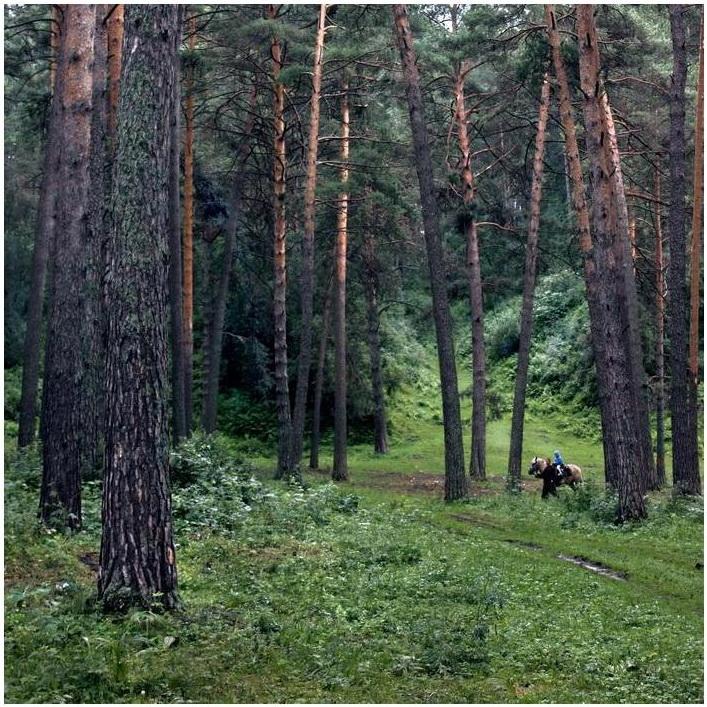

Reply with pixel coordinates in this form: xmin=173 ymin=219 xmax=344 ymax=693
xmin=553 ymin=450 xmax=568 ymax=479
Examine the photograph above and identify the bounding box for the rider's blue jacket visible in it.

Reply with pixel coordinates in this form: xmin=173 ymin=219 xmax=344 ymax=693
xmin=553 ymin=451 xmax=565 ymax=466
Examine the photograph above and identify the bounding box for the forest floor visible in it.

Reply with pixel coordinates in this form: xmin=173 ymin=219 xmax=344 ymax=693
xmin=4 ymin=411 xmax=704 ymax=704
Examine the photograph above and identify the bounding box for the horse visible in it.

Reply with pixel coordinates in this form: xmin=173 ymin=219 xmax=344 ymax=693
xmin=528 ymin=456 xmax=583 ymax=499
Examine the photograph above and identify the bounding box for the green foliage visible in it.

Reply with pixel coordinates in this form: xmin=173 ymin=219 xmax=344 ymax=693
xmin=4 ymin=365 xmax=23 ymax=422
xmin=217 ymin=389 xmax=276 ymax=443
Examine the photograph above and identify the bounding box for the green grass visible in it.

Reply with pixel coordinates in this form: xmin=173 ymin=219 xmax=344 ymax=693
xmin=4 ymin=432 xmax=703 ymax=704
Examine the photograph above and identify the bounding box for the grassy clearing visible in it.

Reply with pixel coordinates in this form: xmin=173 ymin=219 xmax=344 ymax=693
xmin=4 ymin=433 xmax=703 ymax=704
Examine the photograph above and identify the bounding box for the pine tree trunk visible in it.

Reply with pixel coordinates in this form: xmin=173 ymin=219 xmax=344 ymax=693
xmin=106 ymin=4 xmax=123 ymax=156
xmin=507 ymin=74 xmax=551 ymax=491
xmin=576 ymin=4 xmax=646 ymax=520
xmin=84 ymin=4 xmax=109 ymax=477
xmin=168 ymin=6 xmax=187 ymax=444
xmin=546 ymin=3 xmax=615 ymax=491
xmin=201 ymin=85 xmax=258 ymax=434
xmin=309 ymin=276 xmax=333 ymax=470
xmin=668 ymin=5 xmax=701 ymax=496
xmin=181 ymin=13 xmax=197 ymax=434
xmin=332 ymin=83 xmax=350 ymax=482
xmin=268 ymin=4 xmax=293 ymax=480
xmin=602 ymin=94 xmax=657 ymax=491
xmin=362 ymin=229 xmax=389 ymax=454
xmin=453 ymin=59 xmax=486 ymax=480
xmin=687 ymin=13 xmax=704 ymax=489
xmin=392 ymin=4 xmax=467 ymax=501
xmin=17 ymin=7 xmax=63 ymax=449
xmin=654 ymin=169 xmax=667 ymax=487
xmin=290 ymin=4 xmax=328 ymax=472
xmin=39 ymin=4 xmax=96 ymax=529
xmin=628 ymin=216 xmax=637 ymax=272
xmin=99 ymin=4 xmax=180 ymax=611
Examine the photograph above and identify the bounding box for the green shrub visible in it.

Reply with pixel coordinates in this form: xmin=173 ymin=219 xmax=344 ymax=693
xmin=4 ymin=366 xmax=23 ymax=422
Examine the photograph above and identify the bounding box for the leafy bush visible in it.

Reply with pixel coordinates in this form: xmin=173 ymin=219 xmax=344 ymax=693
xmin=484 ymin=297 xmax=521 ymax=362
xmin=170 ymin=433 xmax=270 ymax=536
xmin=217 ymin=389 xmax=276 ymax=443
xmin=560 ymin=481 xmax=618 ymax=525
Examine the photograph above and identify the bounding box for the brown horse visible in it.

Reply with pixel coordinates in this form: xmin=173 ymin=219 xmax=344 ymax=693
xmin=529 ymin=456 xmax=583 ymax=498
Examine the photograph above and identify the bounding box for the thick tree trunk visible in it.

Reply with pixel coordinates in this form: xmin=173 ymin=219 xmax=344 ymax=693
xmin=507 ymin=74 xmax=551 ymax=491
xmin=576 ymin=4 xmax=646 ymax=520
xmin=84 ymin=4 xmax=109 ymax=476
xmin=106 ymin=4 xmax=123 ymax=156
xmin=99 ymin=4 xmax=180 ymax=611
xmin=362 ymin=229 xmax=389 ymax=454
xmin=309 ymin=276 xmax=333 ymax=470
xmin=289 ymin=4 xmax=328 ymax=472
xmin=453 ymin=59 xmax=486 ymax=480
xmin=168 ymin=6 xmax=187 ymax=445
xmin=687 ymin=14 xmax=704 ymax=488
xmin=668 ymin=5 xmax=701 ymax=496
xmin=392 ymin=4 xmax=467 ymax=500
xmin=546 ymin=3 xmax=614 ymax=491
xmin=182 ymin=13 xmax=197 ymax=434
xmin=49 ymin=5 xmax=61 ymax=94
xmin=602 ymin=94 xmax=657 ymax=491
xmin=17 ymin=7 xmax=64 ymax=449
xmin=201 ymin=85 xmax=258 ymax=434
xmin=39 ymin=5 xmax=95 ymax=529
xmin=268 ymin=5 xmax=293 ymax=480
xmin=654 ymin=169 xmax=667 ymax=487
xmin=332 ymin=83 xmax=350 ymax=482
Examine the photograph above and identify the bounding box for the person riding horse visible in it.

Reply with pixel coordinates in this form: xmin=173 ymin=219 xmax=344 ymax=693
xmin=529 ymin=454 xmax=583 ymax=498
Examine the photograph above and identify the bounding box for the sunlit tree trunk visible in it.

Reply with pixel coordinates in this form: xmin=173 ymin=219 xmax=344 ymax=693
xmin=332 ymin=82 xmax=350 ymax=482
xmin=181 ymin=12 xmax=197 ymax=434
xmin=290 ymin=4 xmax=328 ymax=473
xmin=668 ymin=5 xmax=701 ymax=496
xmin=268 ymin=4 xmax=293 ymax=480
xmin=106 ymin=4 xmax=123 ymax=156
xmin=39 ymin=4 xmax=96 ymax=529
xmin=576 ymin=4 xmax=646 ymax=520
xmin=99 ymin=4 xmax=180 ymax=611
xmin=507 ymin=74 xmax=550 ymax=491
xmin=17 ymin=6 xmax=64 ymax=449
xmin=392 ymin=4 xmax=467 ymax=500
xmin=453 ymin=58 xmax=486 ymax=480
xmin=654 ymin=169 xmax=666 ymax=487
xmin=546 ymin=3 xmax=614 ymax=491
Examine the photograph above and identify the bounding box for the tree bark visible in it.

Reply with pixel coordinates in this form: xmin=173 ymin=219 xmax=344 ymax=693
xmin=106 ymin=4 xmax=123 ymax=156
xmin=362 ymin=228 xmax=389 ymax=455
xmin=268 ymin=4 xmax=293 ymax=480
xmin=289 ymin=4 xmax=328 ymax=473
xmin=332 ymin=82 xmax=350 ymax=482
xmin=309 ymin=275 xmax=333 ymax=470
xmin=84 ymin=4 xmax=109 ymax=476
xmin=602 ymin=94 xmax=657 ymax=491
xmin=668 ymin=5 xmax=701 ymax=495
xmin=507 ymin=74 xmax=551 ymax=491
xmin=576 ymin=4 xmax=646 ymax=520
xmin=39 ymin=4 xmax=96 ymax=529
xmin=546 ymin=3 xmax=615 ymax=491
xmin=654 ymin=168 xmax=667 ymax=488
xmin=17 ymin=7 xmax=64 ymax=449
xmin=687 ymin=12 xmax=704 ymax=489
xmin=168 ymin=6 xmax=187 ymax=444
xmin=99 ymin=4 xmax=180 ymax=611
xmin=453 ymin=58 xmax=486 ymax=480
xmin=201 ymin=84 xmax=258 ymax=434
xmin=181 ymin=12 xmax=197 ymax=434
xmin=392 ymin=4 xmax=467 ymax=501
